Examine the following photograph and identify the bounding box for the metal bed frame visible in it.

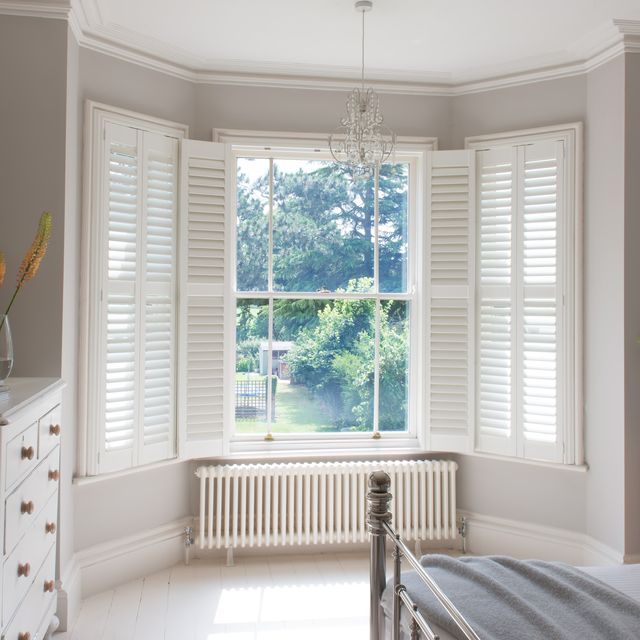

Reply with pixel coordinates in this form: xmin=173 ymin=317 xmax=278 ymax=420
xmin=367 ymin=470 xmax=481 ymax=640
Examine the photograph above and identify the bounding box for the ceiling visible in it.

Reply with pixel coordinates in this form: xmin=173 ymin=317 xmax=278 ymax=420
xmin=41 ymin=0 xmax=640 ymax=87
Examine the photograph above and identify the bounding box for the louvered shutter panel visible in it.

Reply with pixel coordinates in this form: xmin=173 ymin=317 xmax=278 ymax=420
xmin=178 ymin=140 xmax=231 ymax=459
xmin=101 ymin=123 xmax=139 ymax=472
xmin=140 ymin=133 xmax=178 ymax=464
xmin=99 ymin=124 xmax=179 ymax=473
xmin=475 ymin=140 xmax=564 ymax=463
xmin=476 ymin=147 xmax=517 ymax=456
xmin=519 ymin=140 xmax=563 ymax=462
xmin=426 ymin=150 xmax=475 ymax=452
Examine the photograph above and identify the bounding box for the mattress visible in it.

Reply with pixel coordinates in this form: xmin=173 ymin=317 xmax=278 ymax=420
xmin=381 ymin=562 xmax=640 ymax=640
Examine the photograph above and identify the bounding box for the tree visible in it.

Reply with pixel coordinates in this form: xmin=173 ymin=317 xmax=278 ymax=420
xmin=236 ymin=160 xmax=409 ymax=294
xmin=286 ymin=280 xmax=408 ymax=431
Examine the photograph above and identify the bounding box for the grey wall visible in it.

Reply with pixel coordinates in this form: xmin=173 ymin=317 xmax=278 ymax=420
xmin=79 ymin=49 xmax=196 ymax=132
xmin=194 ymin=84 xmax=452 ymax=145
xmin=584 ymin=57 xmax=627 ymax=554
xmin=74 ymin=463 xmax=192 ymax=549
xmin=624 ymin=52 xmax=640 ymax=558
xmin=450 ymin=75 xmax=587 ymax=147
xmin=0 ymin=16 xmax=68 ymax=377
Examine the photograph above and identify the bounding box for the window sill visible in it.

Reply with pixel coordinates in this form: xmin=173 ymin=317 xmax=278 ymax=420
xmin=466 ymin=450 xmax=589 ymax=472
xmin=224 ymin=433 xmax=422 ymax=460
xmin=73 ymin=456 xmax=183 ymax=485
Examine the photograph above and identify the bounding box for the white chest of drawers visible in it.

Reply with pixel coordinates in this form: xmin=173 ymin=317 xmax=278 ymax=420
xmin=0 ymin=378 xmax=64 ymax=640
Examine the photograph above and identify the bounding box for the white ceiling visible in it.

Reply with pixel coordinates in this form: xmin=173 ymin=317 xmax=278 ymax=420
xmin=71 ymin=0 xmax=640 ymax=85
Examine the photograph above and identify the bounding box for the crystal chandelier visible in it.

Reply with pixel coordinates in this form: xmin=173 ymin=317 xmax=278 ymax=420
xmin=329 ymin=0 xmax=395 ymax=177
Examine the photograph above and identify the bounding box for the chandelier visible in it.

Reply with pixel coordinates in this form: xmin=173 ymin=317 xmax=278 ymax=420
xmin=329 ymin=0 xmax=395 ymax=177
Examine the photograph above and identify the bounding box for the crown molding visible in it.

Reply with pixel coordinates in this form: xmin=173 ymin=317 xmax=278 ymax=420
xmin=2 ymin=1 xmax=640 ymax=96
xmin=0 ymin=0 xmax=70 ymax=19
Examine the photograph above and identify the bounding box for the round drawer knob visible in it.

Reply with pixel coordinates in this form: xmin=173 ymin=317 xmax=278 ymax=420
xmin=18 ymin=633 xmax=31 ymax=640
xmin=49 ymin=424 xmax=61 ymax=436
xmin=43 ymin=579 xmax=55 ymax=593
xmin=21 ymin=446 xmax=34 ymax=460
xmin=20 ymin=500 xmax=34 ymax=515
xmin=45 ymin=521 xmax=57 ymax=534
xmin=48 ymin=469 xmax=60 ymax=481
xmin=17 ymin=562 xmax=31 ymax=577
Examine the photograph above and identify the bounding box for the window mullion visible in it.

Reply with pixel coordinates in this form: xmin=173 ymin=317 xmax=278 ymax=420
xmin=266 ymin=158 xmax=274 ymax=439
xmin=373 ymin=169 xmax=381 ymax=436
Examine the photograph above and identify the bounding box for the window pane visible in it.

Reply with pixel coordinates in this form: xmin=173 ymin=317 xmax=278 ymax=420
xmin=379 ymin=163 xmax=409 ymax=293
xmin=379 ymin=300 xmax=409 ymax=432
xmin=236 ymin=158 xmax=269 ymax=291
xmin=271 ymin=298 xmax=375 ymax=433
xmin=272 ymin=160 xmax=374 ymax=293
xmin=234 ymin=297 xmax=378 ymax=435
xmin=235 ymin=299 xmax=270 ymax=433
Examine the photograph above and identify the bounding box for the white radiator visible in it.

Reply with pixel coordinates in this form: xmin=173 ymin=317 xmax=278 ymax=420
xmin=195 ymin=460 xmax=458 ymax=550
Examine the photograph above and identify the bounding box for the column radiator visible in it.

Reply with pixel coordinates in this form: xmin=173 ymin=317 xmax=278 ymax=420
xmin=195 ymin=460 xmax=458 ymax=550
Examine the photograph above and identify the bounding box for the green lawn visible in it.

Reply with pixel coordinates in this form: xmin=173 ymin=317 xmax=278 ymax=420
xmin=235 ymin=379 xmax=333 ymax=434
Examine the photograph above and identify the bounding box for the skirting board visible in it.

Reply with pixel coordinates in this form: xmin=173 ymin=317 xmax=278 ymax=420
xmin=55 ymin=511 xmax=629 ymax=631
xmin=459 ymin=510 xmax=625 ymax=566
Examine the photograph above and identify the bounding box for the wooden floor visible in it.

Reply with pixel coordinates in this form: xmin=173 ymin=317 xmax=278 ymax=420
xmin=57 ymin=551 xmax=371 ymax=639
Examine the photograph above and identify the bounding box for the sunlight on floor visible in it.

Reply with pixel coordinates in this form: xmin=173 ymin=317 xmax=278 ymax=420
xmin=59 ymin=552 xmax=372 ymax=639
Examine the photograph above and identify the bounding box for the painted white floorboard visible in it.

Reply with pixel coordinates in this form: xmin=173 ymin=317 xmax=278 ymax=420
xmin=133 ymin=568 xmax=171 ymax=640
xmin=102 ymin=579 xmax=144 ymax=640
xmin=57 ymin=551 xmax=370 ymax=639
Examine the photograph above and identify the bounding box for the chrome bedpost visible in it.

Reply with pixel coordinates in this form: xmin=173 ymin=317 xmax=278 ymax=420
xmin=367 ymin=471 xmax=392 ymax=640
xmin=393 ymin=536 xmax=403 ymax=639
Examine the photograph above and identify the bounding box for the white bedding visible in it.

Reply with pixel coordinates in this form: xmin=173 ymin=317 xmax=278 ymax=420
xmin=382 ymin=562 xmax=640 ymax=640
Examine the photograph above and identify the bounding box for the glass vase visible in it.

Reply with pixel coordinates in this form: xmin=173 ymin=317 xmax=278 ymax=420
xmin=0 ymin=315 xmax=14 ymax=386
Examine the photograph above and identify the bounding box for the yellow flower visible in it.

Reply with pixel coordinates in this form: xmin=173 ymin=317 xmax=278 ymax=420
xmin=0 ymin=253 xmax=5 ymax=288
xmin=16 ymin=212 xmax=52 ymax=287
xmin=3 ymin=212 xmax=53 ymax=322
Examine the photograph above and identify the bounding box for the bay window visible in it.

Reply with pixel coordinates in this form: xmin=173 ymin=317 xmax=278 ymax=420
xmin=82 ymin=105 xmax=580 ymax=475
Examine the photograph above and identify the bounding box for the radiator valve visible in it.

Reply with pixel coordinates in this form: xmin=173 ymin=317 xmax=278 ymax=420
xmin=457 ymin=516 xmax=467 ymax=554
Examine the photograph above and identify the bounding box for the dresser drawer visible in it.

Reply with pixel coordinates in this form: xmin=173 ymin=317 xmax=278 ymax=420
xmin=4 ymin=423 xmax=38 ymax=490
xmin=2 ymin=495 xmax=56 ymax=626
xmin=4 ymin=447 xmax=60 ymax=554
xmin=38 ymin=404 xmax=61 ymax=461
xmin=2 ymin=545 xmax=55 ymax=640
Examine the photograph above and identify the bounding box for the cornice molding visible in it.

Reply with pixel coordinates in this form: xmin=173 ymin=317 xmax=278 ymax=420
xmin=2 ymin=1 xmax=639 ymax=96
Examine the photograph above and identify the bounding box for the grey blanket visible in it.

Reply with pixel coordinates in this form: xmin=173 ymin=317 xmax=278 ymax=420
xmin=402 ymin=555 xmax=640 ymax=639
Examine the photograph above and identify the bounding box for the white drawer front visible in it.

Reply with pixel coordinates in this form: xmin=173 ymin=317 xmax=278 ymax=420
xmin=2 ymin=495 xmax=56 ymax=626
xmin=4 ymin=423 xmax=38 ymax=490
xmin=2 ymin=545 xmax=55 ymax=640
xmin=38 ymin=404 xmax=61 ymax=461
xmin=4 ymin=447 xmax=60 ymax=555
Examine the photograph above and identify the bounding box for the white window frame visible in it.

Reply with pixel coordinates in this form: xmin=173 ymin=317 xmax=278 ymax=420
xmin=78 ymin=101 xmax=188 ymax=477
xmin=466 ymin=123 xmax=583 ymax=465
xmin=215 ymin=129 xmax=436 ymax=456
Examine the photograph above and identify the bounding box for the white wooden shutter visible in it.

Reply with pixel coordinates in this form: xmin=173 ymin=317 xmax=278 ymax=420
xmin=519 ymin=140 xmax=563 ymax=462
xmin=101 ymin=123 xmax=139 ymax=472
xmin=140 ymin=133 xmax=178 ymax=465
xmin=99 ymin=123 xmax=178 ymax=473
xmin=426 ymin=150 xmax=475 ymax=452
xmin=476 ymin=147 xmax=517 ymax=456
xmin=178 ymin=140 xmax=231 ymax=459
xmin=475 ymin=140 xmax=564 ymax=463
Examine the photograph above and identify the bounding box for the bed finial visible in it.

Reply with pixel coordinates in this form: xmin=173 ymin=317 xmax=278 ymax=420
xmin=368 ymin=471 xmax=392 ymax=640
xmin=367 ymin=470 xmax=392 ymax=532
